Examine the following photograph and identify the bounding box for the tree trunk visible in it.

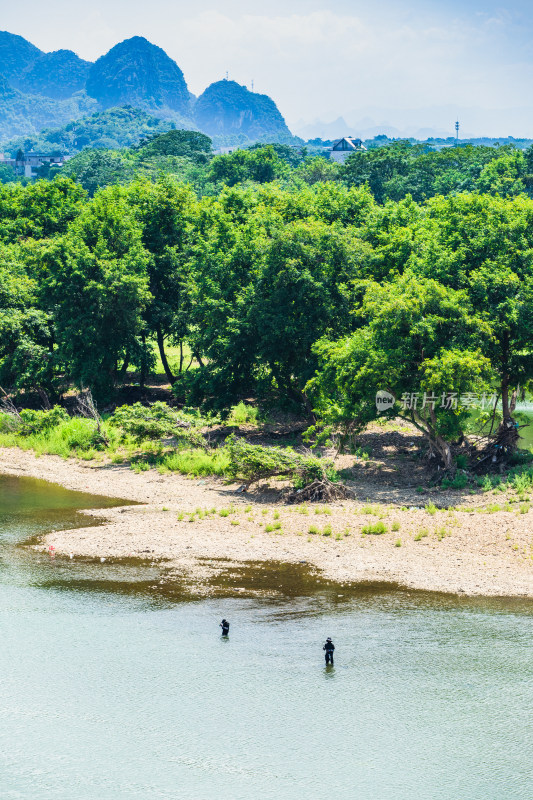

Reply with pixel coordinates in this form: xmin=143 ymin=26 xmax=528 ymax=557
xmin=410 ymin=408 xmax=454 ymax=471
xmin=501 ymin=377 xmax=510 ymax=420
xmin=156 ymin=325 xmax=175 ymax=384
xmin=192 ymin=349 xmax=204 ymax=369
xmin=37 ymin=388 xmax=51 ymax=410
xmin=118 ymin=354 xmax=130 ymax=383
xmin=433 ymin=433 xmax=453 ymax=470
xmin=139 ymin=332 xmax=147 ymax=390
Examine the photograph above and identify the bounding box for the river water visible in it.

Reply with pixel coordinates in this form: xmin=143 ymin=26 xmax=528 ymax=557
xmin=0 ymin=473 xmax=532 ymax=800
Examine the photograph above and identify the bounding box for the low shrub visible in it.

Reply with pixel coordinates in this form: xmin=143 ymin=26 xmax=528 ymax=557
xmin=18 ymin=406 xmax=69 ymax=436
xmin=228 ymin=402 xmax=260 ymax=425
xmin=226 ymin=436 xmax=338 ymax=489
xmin=111 ymin=402 xmax=205 ymax=447
xmin=0 ymin=411 xmax=19 ymax=434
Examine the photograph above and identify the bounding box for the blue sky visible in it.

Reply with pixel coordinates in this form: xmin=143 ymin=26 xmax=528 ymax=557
xmin=1 ymin=0 xmax=532 ymax=136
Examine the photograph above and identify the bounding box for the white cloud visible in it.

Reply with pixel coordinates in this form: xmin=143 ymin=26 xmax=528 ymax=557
xmin=157 ymin=8 xmax=529 ymax=126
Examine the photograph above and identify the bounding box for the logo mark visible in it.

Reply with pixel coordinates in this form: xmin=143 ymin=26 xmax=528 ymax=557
xmin=375 ymin=390 xmax=395 ymax=413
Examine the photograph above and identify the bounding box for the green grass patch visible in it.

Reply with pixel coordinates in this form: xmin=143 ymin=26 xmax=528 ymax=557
xmin=361 ymin=521 xmax=387 ymax=535
xmin=227 ymin=401 xmax=260 ymax=426
xmin=158 ymin=447 xmax=230 ymax=477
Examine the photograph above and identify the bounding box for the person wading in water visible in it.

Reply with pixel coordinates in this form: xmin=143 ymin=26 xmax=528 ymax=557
xmin=220 ymin=619 xmax=230 ymax=636
xmin=323 ymin=637 xmax=335 ymax=665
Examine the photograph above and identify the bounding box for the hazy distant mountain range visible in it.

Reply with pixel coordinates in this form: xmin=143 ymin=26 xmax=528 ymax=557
xmin=0 ymin=31 xmax=293 ymax=144
xmin=294 ymin=116 xmax=455 ymax=142
xmin=293 ymin=105 xmax=533 ymax=142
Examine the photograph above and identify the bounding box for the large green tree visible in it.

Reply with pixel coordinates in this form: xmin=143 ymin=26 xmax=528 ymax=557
xmin=0 ymin=246 xmax=54 ymax=400
xmin=308 ymin=273 xmax=491 ymax=468
xmin=41 ymin=188 xmax=151 ymax=400
xmin=127 ymin=177 xmax=196 ymax=383
xmin=412 ymin=193 xmax=533 ymax=424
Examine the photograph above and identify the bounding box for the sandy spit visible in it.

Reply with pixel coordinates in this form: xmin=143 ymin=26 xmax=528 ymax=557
xmin=1 ymin=446 xmax=532 ymax=598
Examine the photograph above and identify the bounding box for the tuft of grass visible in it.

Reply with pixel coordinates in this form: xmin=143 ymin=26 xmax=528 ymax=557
xmin=435 ymin=527 xmax=450 ymax=540
xmin=391 ymin=521 xmax=400 ymax=532
xmin=322 ymin=524 xmax=332 ymax=537
xmin=361 ymin=521 xmax=387 ymax=535
xmin=442 ymin=472 xmax=468 ymax=490
xmin=314 ymin=506 xmax=332 ymax=516
xmin=519 ymin=502 xmax=530 ymax=514
xmin=177 ymin=512 xmax=184 ymax=521
xmin=160 ymin=447 xmax=230 ymax=477
xmin=228 ymin=401 xmax=260 ymax=426
xmin=266 ymin=521 xmax=282 ymax=532
xmin=308 ymin=524 xmax=319 ymax=535
xmin=219 ymin=508 xmax=230 ymax=517
xmin=394 ymin=538 xmax=402 ymax=547
xmin=479 ymin=475 xmax=494 ymax=492
xmin=414 ymin=528 xmax=429 ymax=541
xmin=425 ymin=502 xmax=437 ymax=516
xmin=131 ymin=460 xmax=150 ymax=473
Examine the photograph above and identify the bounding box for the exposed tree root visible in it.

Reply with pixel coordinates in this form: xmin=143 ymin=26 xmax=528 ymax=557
xmin=471 ymin=418 xmax=525 ymax=472
xmin=284 ymin=478 xmax=350 ymax=504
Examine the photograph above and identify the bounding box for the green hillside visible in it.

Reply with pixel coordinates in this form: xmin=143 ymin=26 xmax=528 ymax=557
xmin=0 ymin=75 xmax=97 ymax=141
xmin=1 ymin=107 xmax=178 ymax=155
xmin=86 ymin=36 xmax=190 ymax=117
xmin=194 ymin=80 xmax=291 ymax=141
xmin=19 ymin=50 xmax=91 ymax=99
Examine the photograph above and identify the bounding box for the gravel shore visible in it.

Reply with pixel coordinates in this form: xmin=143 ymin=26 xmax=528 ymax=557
xmin=1 ymin=446 xmax=532 ymax=598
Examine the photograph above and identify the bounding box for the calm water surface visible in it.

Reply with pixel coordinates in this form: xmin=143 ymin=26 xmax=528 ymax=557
xmin=0 ymin=473 xmax=532 ymax=800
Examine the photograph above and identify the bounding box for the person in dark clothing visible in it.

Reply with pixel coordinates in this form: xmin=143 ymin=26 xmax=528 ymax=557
xmin=323 ymin=637 xmax=335 ymax=665
xmin=220 ymin=619 xmax=230 ymax=636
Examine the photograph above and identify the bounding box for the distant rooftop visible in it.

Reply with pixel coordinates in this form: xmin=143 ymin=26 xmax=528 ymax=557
xmin=330 ymin=137 xmax=367 ymax=152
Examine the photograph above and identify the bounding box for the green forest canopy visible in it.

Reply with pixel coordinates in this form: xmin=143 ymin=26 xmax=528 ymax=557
xmin=1 ymin=135 xmax=533 ymax=465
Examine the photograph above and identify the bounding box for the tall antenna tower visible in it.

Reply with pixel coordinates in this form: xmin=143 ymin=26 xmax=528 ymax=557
xmin=455 ymin=120 xmax=460 ymax=143
xmin=251 ymin=79 xmax=254 ymax=92
xmin=225 ymin=71 xmax=229 ymax=81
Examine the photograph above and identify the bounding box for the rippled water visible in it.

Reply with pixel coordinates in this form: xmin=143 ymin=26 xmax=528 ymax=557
xmin=0 ymin=473 xmax=532 ymax=799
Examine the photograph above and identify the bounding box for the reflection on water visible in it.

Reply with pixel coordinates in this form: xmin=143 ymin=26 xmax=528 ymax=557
xmin=0 ymin=473 xmax=532 ymax=800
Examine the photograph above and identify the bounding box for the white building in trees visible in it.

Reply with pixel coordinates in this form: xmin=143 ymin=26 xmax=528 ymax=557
xmin=328 ymin=137 xmax=366 ymax=163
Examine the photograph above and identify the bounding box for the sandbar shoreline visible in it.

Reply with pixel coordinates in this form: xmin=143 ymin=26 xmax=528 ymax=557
xmin=1 ymin=446 xmax=532 ymax=598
